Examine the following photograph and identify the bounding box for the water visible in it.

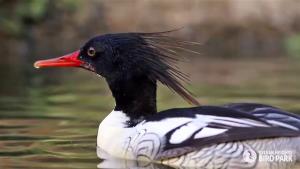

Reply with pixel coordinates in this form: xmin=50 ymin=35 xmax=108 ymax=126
xmin=1 ymin=57 xmax=300 ymax=169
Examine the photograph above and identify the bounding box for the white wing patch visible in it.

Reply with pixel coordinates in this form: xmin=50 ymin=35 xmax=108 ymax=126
xmin=266 ymin=120 xmax=299 ymax=131
xmin=170 ymin=122 xmax=205 ymax=144
xmin=211 ymin=117 xmax=269 ymax=127
xmin=194 ymin=115 xmax=268 ymax=127
xmin=137 ymin=118 xmax=193 ymax=136
xmin=194 ymin=128 xmax=228 ymax=139
xmin=138 ymin=114 xmax=272 ymax=147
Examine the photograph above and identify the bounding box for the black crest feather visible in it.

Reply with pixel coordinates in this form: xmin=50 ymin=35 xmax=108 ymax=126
xmin=130 ymin=30 xmax=201 ymax=106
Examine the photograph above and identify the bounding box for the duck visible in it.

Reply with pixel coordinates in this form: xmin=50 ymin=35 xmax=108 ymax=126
xmin=34 ymin=32 xmax=300 ymax=169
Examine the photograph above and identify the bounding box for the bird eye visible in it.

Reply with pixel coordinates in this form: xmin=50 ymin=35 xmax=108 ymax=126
xmin=87 ymin=47 xmax=96 ymax=57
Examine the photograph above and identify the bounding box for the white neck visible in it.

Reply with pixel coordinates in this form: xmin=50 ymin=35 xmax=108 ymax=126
xmin=97 ymin=110 xmax=135 ymax=159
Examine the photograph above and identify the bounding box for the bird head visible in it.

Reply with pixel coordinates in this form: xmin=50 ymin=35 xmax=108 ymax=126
xmin=34 ymin=32 xmax=200 ymax=105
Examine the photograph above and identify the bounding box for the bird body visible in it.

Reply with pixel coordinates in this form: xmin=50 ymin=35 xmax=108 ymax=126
xmin=97 ymin=105 xmax=300 ymax=168
xmin=34 ymin=32 xmax=300 ymax=169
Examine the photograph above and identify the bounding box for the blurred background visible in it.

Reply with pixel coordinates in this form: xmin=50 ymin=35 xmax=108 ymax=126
xmin=1 ymin=0 xmax=300 ymax=168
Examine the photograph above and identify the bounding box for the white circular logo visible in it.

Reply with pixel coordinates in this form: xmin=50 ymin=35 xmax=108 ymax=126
xmin=243 ymin=149 xmax=257 ymax=163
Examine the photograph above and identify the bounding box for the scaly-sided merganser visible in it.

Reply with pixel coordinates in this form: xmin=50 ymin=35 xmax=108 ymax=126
xmin=34 ymin=32 xmax=300 ymax=169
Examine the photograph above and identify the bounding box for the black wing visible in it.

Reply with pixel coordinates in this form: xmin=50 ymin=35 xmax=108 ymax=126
xmin=224 ymin=103 xmax=300 ymax=130
xmin=143 ymin=105 xmax=300 ymax=159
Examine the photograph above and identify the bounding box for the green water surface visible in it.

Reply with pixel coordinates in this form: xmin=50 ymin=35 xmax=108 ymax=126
xmin=1 ymin=58 xmax=300 ymax=169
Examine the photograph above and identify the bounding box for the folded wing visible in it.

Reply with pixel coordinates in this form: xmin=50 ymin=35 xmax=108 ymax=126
xmin=138 ymin=105 xmax=300 ymax=159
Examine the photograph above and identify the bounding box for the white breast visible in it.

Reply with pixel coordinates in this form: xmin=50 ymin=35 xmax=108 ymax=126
xmin=97 ymin=110 xmax=136 ymax=159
